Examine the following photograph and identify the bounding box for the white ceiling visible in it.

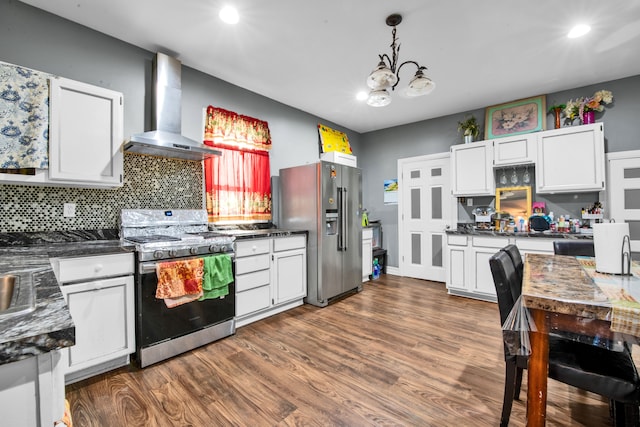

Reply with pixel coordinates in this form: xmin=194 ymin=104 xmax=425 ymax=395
xmin=19 ymin=0 xmax=640 ymax=133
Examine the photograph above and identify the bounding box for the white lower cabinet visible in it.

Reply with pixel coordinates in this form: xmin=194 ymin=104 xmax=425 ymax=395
xmin=514 ymin=238 xmax=554 ymax=257
xmin=272 ymin=240 xmax=306 ymax=304
xmin=51 ymin=252 xmax=135 ymax=384
xmin=235 ymin=235 xmax=307 ymax=327
xmin=0 ymin=350 xmax=65 ymax=427
xmin=362 ymin=228 xmax=373 ymax=282
xmin=446 ymin=234 xmax=468 ymax=291
xmin=470 ymin=236 xmax=509 ymax=298
xmin=446 ymin=234 xmax=555 ymax=302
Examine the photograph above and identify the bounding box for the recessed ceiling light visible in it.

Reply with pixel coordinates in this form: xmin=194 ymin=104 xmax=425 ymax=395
xmin=219 ymin=6 xmax=239 ymax=24
xmin=356 ymin=91 xmax=369 ymax=101
xmin=568 ymin=24 xmax=591 ymax=38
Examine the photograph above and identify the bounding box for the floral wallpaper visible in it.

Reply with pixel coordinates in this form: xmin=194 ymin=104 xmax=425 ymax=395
xmin=0 ymin=61 xmax=52 ymax=169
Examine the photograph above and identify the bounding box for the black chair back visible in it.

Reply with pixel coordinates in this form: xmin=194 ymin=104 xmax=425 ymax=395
xmin=553 ymin=240 xmax=595 ymax=257
xmin=501 ymin=244 xmax=523 ymax=297
xmin=489 ymin=250 xmax=519 ymax=326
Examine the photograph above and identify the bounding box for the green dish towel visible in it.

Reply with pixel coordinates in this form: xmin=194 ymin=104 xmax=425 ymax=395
xmin=199 ymin=254 xmax=233 ymax=300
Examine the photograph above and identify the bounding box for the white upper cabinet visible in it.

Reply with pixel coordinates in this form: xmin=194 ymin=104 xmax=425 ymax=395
xmin=451 ymin=140 xmax=495 ymax=196
xmin=48 ymin=77 xmax=123 ymax=187
xmin=0 ymin=77 xmax=124 ymax=188
xmin=535 ymin=123 xmax=605 ymax=194
xmin=492 ymin=133 xmax=536 ymax=166
xmin=451 ymin=123 xmax=606 ymax=196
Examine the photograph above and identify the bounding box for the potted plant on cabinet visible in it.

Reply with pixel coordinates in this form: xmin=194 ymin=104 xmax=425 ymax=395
xmin=457 ymin=115 xmax=480 ymax=144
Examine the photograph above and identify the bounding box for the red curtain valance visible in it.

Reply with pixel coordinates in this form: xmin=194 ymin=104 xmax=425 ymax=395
xmin=204 ymin=105 xmax=271 ymax=152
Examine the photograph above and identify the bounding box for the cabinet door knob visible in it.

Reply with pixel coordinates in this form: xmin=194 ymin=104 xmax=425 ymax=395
xmin=94 ymin=264 xmax=103 ymax=272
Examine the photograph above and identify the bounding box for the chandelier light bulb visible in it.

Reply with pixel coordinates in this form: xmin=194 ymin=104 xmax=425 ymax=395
xmin=367 ymin=62 xmax=397 ymax=90
xmin=405 ymin=71 xmax=436 ymax=97
xmin=367 ymin=89 xmax=392 ymax=107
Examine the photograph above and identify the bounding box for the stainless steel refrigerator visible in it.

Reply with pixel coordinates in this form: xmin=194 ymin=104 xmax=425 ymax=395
xmin=279 ymin=161 xmax=363 ymax=307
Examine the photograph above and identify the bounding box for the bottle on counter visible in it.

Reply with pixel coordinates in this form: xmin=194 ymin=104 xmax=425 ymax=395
xmin=372 ymin=259 xmax=380 ymax=279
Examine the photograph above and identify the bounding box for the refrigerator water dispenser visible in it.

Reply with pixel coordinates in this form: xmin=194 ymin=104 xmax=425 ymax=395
xmin=326 ymin=211 xmax=338 ymax=235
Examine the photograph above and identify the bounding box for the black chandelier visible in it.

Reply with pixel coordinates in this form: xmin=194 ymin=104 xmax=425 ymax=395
xmin=366 ymin=14 xmax=435 ymax=107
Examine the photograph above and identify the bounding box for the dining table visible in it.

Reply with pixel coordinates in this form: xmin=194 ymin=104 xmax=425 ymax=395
xmin=521 ymin=253 xmax=640 ymax=427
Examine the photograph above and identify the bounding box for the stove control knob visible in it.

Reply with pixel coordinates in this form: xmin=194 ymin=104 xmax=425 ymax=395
xmin=209 ymin=245 xmax=219 ymax=253
xmin=153 ymin=250 xmax=164 ymax=259
xmin=168 ymin=249 xmax=178 ymax=257
xmin=189 ymin=247 xmax=199 ymax=255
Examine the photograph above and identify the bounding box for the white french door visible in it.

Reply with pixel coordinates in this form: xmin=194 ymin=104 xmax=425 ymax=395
xmin=606 ymin=150 xmax=640 ymax=254
xmin=398 ymin=153 xmax=453 ymax=282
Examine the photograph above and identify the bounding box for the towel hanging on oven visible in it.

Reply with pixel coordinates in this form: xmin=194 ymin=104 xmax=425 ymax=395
xmin=199 ymin=254 xmax=233 ymax=300
xmin=156 ymin=258 xmax=204 ymax=307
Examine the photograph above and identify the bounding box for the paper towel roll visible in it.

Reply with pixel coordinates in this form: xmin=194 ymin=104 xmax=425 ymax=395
xmin=593 ymin=222 xmax=630 ymax=274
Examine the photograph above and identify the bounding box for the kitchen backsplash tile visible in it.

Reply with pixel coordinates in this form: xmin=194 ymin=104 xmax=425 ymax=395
xmin=0 ymin=153 xmax=202 ymax=232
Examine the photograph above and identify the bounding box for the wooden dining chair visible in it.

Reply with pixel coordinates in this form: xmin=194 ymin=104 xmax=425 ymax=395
xmin=489 ymin=250 xmax=640 ymax=427
xmin=553 ymin=239 xmax=595 ymax=257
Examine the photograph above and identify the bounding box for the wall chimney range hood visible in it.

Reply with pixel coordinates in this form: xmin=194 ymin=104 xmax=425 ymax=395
xmin=125 ymin=53 xmax=220 ymax=162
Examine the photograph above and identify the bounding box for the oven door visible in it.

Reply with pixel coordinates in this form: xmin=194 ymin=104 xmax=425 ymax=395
xmin=135 ymin=254 xmax=235 ymax=350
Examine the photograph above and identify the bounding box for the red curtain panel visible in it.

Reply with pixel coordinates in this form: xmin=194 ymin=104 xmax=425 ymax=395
xmin=204 ymin=106 xmax=272 ymax=223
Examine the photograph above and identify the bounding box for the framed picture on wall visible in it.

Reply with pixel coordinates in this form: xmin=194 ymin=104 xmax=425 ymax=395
xmin=484 ymin=95 xmax=546 ymax=139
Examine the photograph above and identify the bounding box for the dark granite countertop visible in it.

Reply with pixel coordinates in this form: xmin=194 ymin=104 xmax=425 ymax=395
xmin=216 ymin=229 xmax=308 ymax=240
xmin=445 ymin=228 xmax=593 ymax=240
xmin=0 ymin=229 xmax=134 ymax=365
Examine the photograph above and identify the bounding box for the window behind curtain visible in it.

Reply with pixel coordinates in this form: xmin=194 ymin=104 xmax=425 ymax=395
xmin=203 ymin=106 xmax=272 ymax=223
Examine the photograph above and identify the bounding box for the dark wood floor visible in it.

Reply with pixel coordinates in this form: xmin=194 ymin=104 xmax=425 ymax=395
xmin=66 ymin=275 xmax=614 ymax=426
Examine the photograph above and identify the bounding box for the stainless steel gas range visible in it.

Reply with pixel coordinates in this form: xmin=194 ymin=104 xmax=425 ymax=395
xmin=120 ymin=209 xmax=235 ymax=368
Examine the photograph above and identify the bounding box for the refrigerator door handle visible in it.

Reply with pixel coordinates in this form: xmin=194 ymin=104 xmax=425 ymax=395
xmin=337 ymin=187 xmax=344 ymax=250
xmin=342 ymin=187 xmax=348 ymax=250
xmin=337 ymin=187 xmax=347 ymax=251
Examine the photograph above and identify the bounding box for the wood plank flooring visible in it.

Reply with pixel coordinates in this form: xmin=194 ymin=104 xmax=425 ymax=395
xmin=66 ymin=275 xmax=614 ymax=426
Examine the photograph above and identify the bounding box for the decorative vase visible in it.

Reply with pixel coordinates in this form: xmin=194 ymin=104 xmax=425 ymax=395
xmin=464 ymin=134 xmax=473 ymax=144
xmin=583 ymin=110 xmax=595 ymax=124
xmin=553 ymin=108 xmax=562 ymax=129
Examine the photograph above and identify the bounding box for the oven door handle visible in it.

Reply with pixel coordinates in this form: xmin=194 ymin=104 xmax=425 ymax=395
xmin=140 ymin=254 xmax=235 ymax=274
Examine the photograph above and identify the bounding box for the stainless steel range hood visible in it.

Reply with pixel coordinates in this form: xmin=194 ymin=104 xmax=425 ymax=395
xmin=125 ymin=53 xmax=221 ymax=162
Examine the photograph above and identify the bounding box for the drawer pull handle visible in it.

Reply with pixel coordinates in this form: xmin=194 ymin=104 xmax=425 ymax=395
xmin=94 ymin=264 xmax=103 ymax=273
